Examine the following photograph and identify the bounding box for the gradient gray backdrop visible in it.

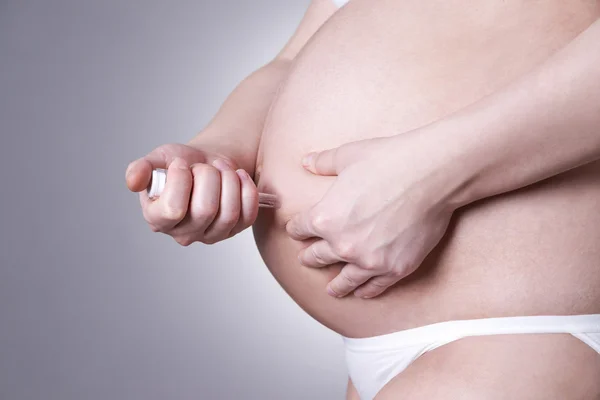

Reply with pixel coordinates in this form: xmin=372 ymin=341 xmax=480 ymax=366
xmin=0 ymin=1 xmax=348 ymax=398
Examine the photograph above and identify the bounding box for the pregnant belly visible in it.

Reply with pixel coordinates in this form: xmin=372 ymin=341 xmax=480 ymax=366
xmin=253 ymin=0 xmax=600 ymax=338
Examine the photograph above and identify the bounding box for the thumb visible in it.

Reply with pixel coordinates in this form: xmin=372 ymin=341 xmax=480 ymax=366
xmin=126 ymin=143 xmax=207 ymax=193
xmin=302 ymin=141 xmax=362 ymax=176
xmin=126 ymin=158 xmax=154 ymax=192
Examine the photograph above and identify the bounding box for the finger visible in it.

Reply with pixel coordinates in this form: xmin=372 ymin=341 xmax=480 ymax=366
xmin=126 ymin=143 xmax=215 ymax=193
xmin=186 ymin=163 xmax=221 ymax=234
xmin=143 ymin=157 xmax=193 ymax=231
xmin=126 ymin=158 xmax=154 ymax=193
xmin=229 ymin=169 xmax=259 ymax=237
xmin=327 ymin=264 xmax=374 ymax=298
xmin=298 ymin=240 xmax=342 ymax=267
xmin=301 ymin=141 xmax=364 ymax=176
xmin=286 ymin=209 xmax=321 ymax=241
xmin=353 ymin=274 xmax=401 ymax=299
xmin=154 ymin=162 xmax=221 ymax=245
xmin=203 ymin=159 xmax=241 ymax=242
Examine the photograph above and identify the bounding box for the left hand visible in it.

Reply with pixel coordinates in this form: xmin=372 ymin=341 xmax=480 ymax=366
xmin=286 ymin=132 xmax=458 ymax=299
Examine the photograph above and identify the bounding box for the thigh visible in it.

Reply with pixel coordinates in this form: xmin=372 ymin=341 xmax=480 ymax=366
xmin=347 ymin=378 xmax=360 ymax=400
xmin=375 ymin=334 xmax=600 ymax=400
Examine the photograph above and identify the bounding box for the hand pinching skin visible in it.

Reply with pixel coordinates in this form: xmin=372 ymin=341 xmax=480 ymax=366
xmin=286 ymin=134 xmax=456 ymax=299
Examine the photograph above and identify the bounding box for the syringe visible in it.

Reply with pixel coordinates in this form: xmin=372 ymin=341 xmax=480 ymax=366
xmin=147 ymin=168 xmax=279 ymax=209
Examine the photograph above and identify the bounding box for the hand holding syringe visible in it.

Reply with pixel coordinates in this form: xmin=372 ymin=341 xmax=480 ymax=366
xmin=127 ymin=144 xmax=274 ymax=246
xmin=147 ymin=168 xmax=279 ymax=208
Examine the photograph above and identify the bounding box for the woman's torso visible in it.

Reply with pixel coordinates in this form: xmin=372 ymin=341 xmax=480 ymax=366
xmin=253 ymin=0 xmax=600 ymax=338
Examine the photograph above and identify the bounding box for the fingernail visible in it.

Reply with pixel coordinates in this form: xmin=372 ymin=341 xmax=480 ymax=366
xmin=327 ymin=286 xmax=339 ymax=297
xmin=236 ymin=169 xmax=249 ymax=181
xmin=302 ymin=153 xmax=315 ymax=169
xmin=213 ymin=159 xmax=232 ymax=172
xmin=171 ymin=157 xmax=188 ymax=170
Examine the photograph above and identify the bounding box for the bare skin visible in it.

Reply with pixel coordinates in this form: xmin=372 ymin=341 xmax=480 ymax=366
xmin=347 ymin=378 xmax=360 ymax=400
xmin=256 ymin=0 xmax=600 ymax=334
xmin=126 ymin=0 xmax=600 ymax=398
xmin=287 ymin=6 xmax=600 ymax=301
xmin=254 ymin=0 xmax=600 ymax=397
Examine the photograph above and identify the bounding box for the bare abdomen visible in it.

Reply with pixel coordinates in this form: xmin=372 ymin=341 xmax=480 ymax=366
xmin=253 ymin=0 xmax=600 ymax=338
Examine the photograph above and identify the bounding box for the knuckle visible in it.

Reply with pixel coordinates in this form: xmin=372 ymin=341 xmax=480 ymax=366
xmin=154 ymin=144 xmax=173 ymax=162
xmin=220 ymin=212 xmax=239 ymax=227
xmin=361 ymin=255 xmax=381 ymax=271
xmin=360 ymin=256 xmax=379 ymax=271
xmin=196 ymin=204 xmax=218 ymax=220
xmin=335 ymin=242 xmax=356 ymax=260
xmin=159 ymin=143 xmax=178 ymax=156
xmin=361 ymin=263 xmax=377 ymax=272
xmin=289 ymin=222 xmax=302 ymax=237
xmin=190 ymin=163 xmax=207 ymax=174
xmin=310 ymin=212 xmax=329 ymax=232
xmin=311 ymin=247 xmax=325 ymax=264
xmin=341 ymin=272 xmax=357 ymax=287
xmin=175 ymin=236 xmax=193 ymax=247
xmin=391 ymin=262 xmax=412 ymax=278
xmin=191 ymin=162 xmax=216 ymax=179
xmin=162 ymin=204 xmax=186 ymax=221
xmin=369 ymin=279 xmax=388 ymax=289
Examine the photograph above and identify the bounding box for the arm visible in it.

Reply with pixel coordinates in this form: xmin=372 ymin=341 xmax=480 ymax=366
xmin=286 ymin=18 xmax=600 ymax=298
xmin=432 ymin=18 xmax=600 ymax=209
xmin=126 ymin=1 xmax=338 ymax=245
xmin=186 ymin=0 xmax=338 ymax=177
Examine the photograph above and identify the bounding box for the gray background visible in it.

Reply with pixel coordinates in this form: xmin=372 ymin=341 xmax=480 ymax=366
xmin=0 ymin=1 xmax=347 ymax=399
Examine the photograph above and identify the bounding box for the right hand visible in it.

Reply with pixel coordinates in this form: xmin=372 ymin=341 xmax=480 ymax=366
xmin=125 ymin=143 xmax=259 ymax=245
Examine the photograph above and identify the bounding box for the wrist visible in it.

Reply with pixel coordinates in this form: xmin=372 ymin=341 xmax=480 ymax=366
xmin=431 ymin=122 xmax=483 ymax=211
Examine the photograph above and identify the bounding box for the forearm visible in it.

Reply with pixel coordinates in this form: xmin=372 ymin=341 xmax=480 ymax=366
xmin=187 ymin=57 xmax=292 ymax=176
xmin=185 ymin=0 xmax=337 ymax=176
xmin=429 ymin=19 xmax=600 ymax=209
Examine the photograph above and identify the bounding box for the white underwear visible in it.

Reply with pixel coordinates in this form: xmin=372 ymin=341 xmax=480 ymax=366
xmin=342 ymin=314 xmax=600 ymax=400
xmin=332 ymin=0 xmax=350 ymax=8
